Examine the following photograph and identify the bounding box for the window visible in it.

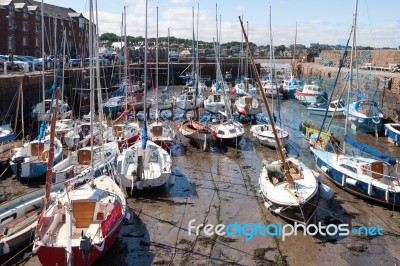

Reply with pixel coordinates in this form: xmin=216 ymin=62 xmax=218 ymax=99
xmin=23 ymin=21 xmax=28 ymax=32
xmin=23 ymin=8 xmax=28 ymax=19
xmin=61 ymin=20 xmax=64 ymax=27
xmin=35 ymin=38 xmax=40 ymax=47
xmin=22 ymin=37 xmax=27 ymax=46
xmin=8 ymin=20 xmax=14 ymax=30
xmin=8 ymin=6 xmax=14 ymax=17
xmin=69 ymin=30 xmax=72 ymax=36
xmin=79 ymin=17 xmax=84 ymax=28
xmin=8 ymin=36 xmax=14 ymax=50
xmin=35 ymin=11 xmax=40 ymax=20
xmin=69 ymin=21 xmax=72 ymax=27
xmin=35 ymin=23 xmax=40 ymax=32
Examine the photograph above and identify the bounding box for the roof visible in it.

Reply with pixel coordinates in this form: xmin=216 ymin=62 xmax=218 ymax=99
xmin=14 ymin=3 xmax=26 ymax=8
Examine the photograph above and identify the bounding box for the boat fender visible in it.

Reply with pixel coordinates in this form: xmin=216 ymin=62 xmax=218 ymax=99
xmin=368 ymin=182 xmax=372 ymax=196
xmin=320 ymin=166 xmax=329 ymax=174
xmin=319 ymin=183 xmax=334 ymax=200
xmin=385 ymin=188 xmax=389 ymax=202
xmin=2 ymin=242 xmax=10 ymax=255
xmin=274 ymin=207 xmax=282 ymax=214
xmin=346 ymin=177 xmax=358 ymax=186
xmin=313 ymin=170 xmax=323 ymax=182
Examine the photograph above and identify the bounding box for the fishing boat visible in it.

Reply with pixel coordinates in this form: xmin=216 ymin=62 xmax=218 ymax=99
xmin=384 ymin=123 xmax=400 ymax=145
xmin=239 ymin=13 xmax=325 ymax=224
xmin=295 ymin=83 xmax=324 ymax=105
xmin=9 ymin=135 xmax=63 ymax=179
xmin=282 ymin=76 xmax=303 ymax=99
xmin=250 ymin=124 xmax=289 ymax=149
xmin=307 ymin=99 xmax=346 ymax=117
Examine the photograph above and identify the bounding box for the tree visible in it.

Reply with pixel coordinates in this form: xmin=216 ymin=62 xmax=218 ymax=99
xmin=100 ymin=33 xmax=119 ymax=42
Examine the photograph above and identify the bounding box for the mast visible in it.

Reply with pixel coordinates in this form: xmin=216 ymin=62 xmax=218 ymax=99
xmin=89 ymin=0 xmax=94 ymax=168
xmin=344 ymin=0 xmax=358 ymax=154
xmin=245 ymin=21 xmax=249 ymax=92
xmin=155 ymin=5 xmax=159 ymax=121
xmin=293 ymin=22 xmax=297 ymax=78
xmin=167 ymin=27 xmax=170 ymax=86
xmin=61 ymin=28 xmax=66 ymax=117
xmin=41 ymin=0 xmax=45 ymax=116
xmin=143 ymin=0 xmax=148 ymax=123
xmin=124 ymin=5 xmax=128 ymax=122
xmin=239 ymin=16 xmax=294 ymax=185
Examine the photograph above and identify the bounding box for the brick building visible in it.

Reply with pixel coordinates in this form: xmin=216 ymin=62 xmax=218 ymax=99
xmin=0 ymin=0 xmax=89 ymax=58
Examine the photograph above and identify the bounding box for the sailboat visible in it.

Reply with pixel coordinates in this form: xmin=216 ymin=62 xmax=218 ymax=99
xmin=239 ymin=14 xmax=325 ymax=224
xmin=209 ymin=5 xmax=244 ymax=147
xmin=148 ymin=6 xmax=176 ymax=151
xmin=311 ymin=0 xmax=400 ymax=207
xmin=32 ymin=2 xmax=127 ymax=265
xmin=250 ymin=7 xmax=289 ymax=149
xmin=116 ymin=1 xmax=174 ymax=191
xmin=175 ymin=7 xmax=204 ymax=111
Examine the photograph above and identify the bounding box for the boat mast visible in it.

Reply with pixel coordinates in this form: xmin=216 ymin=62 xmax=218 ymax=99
xmin=155 ymin=5 xmax=159 ymax=121
xmin=239 ymin=16 xmax=294 ymax=185
xmin=88 ymin=0 xmax=95 ymax=169
xmin=167 ymin=27 xmax=170 ymax=86
xmin=245 ymin=21 xmax=249 ymax=92
xmin=344 ymin=0 xmax=358 ymax=154
xmin=143 ymin=0 xmax=148 ymax=123
xmin=41 ymin=0 xmax=45 ymax=117
xmin=293 ymin=22 xmax=297 ymax=78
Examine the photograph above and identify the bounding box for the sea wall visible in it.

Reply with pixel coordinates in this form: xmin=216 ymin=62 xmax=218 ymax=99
xmin=299 ymin=62 xmax=400 ymax=123
xmin=320 ymin=50 xmax=400 ymax=68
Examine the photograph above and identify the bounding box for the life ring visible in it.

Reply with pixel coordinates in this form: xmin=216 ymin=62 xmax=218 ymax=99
xmin=372 ymin=117 xmax=380 ymax=124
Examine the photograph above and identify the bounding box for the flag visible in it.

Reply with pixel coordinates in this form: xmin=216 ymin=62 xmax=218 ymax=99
xmin=141 ymin=121 xmax=148 ymax=149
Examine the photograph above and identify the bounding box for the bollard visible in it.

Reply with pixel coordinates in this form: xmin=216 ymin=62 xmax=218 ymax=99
xmin=24 ymin=62 xmax=29 ymax=73
xmin=32 ymin=62 xmax=35 ymax=72
xmin=3 ymin=62 xmax=6 ymax=75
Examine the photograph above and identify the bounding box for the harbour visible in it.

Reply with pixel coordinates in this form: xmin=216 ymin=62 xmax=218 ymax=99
xmin=1 ymin=86 xmax=400 ymax=265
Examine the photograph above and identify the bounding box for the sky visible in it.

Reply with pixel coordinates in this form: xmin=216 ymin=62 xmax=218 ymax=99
xmin=42 ymin=0 xmax=400 ymax=48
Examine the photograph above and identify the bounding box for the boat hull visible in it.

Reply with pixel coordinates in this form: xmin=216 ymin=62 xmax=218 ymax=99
xmin=384 ymin=123 xmax=400 ymax=145
xmin=36 ymin=216 xmax=124 ymax=266
xmin=312 ymin=149 xmax=400 ymax=207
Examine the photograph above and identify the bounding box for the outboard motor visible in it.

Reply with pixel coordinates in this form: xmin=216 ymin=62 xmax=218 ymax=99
xmin=79 ymin=232 xmax=91 ymax=265
xmin=13 ymin=157 xmax=25 ymax=180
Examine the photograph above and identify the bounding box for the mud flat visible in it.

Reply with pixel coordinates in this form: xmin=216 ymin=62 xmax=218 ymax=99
xmin=1 ymin=96 xmax=400 ymax=266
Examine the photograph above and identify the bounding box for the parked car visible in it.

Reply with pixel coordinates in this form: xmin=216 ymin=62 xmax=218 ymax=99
xmin=23 ymin=55 xmax=43 ymax=70
xmin=0 ymin=55 xmax=26 ymax=70
xmin=14 ymin=55 xmax=34 ymax=70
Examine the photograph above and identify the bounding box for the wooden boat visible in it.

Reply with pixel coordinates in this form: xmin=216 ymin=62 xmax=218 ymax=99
xmin=178 ymin=119 xmax=212 ymax=150
xmin=239 ymin=15 xmax=326 ymax=225
xmin=298 ymin=120 xmax=334 ymax=149
xmin=384 ymin=123 xmax=400 ymax=145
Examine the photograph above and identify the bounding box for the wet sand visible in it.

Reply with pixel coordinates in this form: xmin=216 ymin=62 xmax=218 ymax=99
xmin=1 ymin=91 xmax=400 ymax=266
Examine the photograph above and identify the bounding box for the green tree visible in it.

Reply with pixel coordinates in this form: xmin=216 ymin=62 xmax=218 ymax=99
xmin=100 ymin=33 xmax=119 ymax=42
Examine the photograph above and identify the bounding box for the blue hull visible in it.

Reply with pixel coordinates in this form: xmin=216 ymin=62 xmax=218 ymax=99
xmin=349 ymin=115 xmax=383 ymax=133
xmin=10 ymin=152 xmax=63 ymax=179
xmin=102 ymin=106 xmax=123 ymax=114
xmin=384 ymin=124 xmax=400 ymax=143
xmin=312 ymin=150 xmax=400 ymax=206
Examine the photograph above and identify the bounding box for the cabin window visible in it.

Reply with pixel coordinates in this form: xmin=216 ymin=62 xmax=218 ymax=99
xmin=218 ymin=130 xmax=225 ymax=135
xmin=1 ymin=213 xmax=16 ymax=225
xmin=340 ymin=164 xmax=357 ymax=173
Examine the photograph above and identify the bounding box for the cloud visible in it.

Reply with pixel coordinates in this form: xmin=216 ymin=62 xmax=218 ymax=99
xmin=169 ymin=0 xmax=189 ymax=4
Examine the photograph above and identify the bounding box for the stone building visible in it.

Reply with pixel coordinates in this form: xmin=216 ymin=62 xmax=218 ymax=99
xmin=0 ymin=0 xmax=89 ymax=58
